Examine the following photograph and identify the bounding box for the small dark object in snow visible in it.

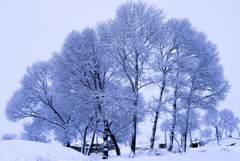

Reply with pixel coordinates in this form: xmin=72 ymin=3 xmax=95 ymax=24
xmin=154 ymin=151 xmax=162 ymax=156
xmin=228 ymin=143 xmax=236 ymax=146
xmin=69 ymin=141 xmax=115 ymax=153
xmin=190 ymin=142 xmax=198 ymax=148
xmin=70 ymin=145 xmax=81 ymax=152
xmin=159 ymin=143 xmax=167 ymax=149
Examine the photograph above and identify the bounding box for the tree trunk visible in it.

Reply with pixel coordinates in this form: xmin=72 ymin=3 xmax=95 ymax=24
xmin=236 ymin=126 xmax=240 ymax=137
xmin=102 ymin=120 xmax=109 ymax=159
xmin=183 ymin=132 xmax=187 ymax=152
xmin=164 ymin=130 xmax=167 ymax=145
xmin=168 ymin=128 xmax=175 ymax=151
xmin=150 ymin=111 xmax=159 ymax=149
xmin=87 ymin=123 xmax=97 ymax=155
xmin=183 ymin=97 xmax=191 ymax=152
xmin=96 ymin=123 xmax=99 ymax=145
xmin=168 ymin=92 xmax=177 ymax=152
xmin=189 ymin=131 xmax=193 ymax=144
xmin=215 ymin=126 xmax=220 ymax=145
xmin=65 ymin=129 xmax=71 ymax=147
xmin=108 ymin=126 xmax=121 ymax=156
xmin=131 ymin=111 xmax=137 ymax=155
xmin=150 ymin=81 xmax=165 ymax=149
xmin=82 ymin=126 xmax=88 ymax=154
xmin=180 ymin=133 xmax=183 ymax=148
xmin=183 ymin=120 xmax=189 ymax=152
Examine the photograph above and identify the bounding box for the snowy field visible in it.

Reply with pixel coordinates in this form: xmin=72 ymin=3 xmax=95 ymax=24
xmin=103 ymin=138 xmax=240 ymax=161
xmin=0 ymin=138 xmax=239 ymax=161
xmin=0 ymin=140 xmax=91 ymax=161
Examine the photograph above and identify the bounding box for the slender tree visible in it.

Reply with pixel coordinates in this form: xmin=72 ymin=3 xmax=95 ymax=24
xmin=110 ymin=2 xmax=164 ymax=155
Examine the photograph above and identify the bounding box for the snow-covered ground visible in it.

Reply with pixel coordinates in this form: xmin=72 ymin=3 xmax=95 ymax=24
xmin=0 ymin=138 xmax=239 ymax=161
xmin=95 ymin=137 xmax=240 ymax=161
xmin=0 ymin=140 xmax=91 ymax=161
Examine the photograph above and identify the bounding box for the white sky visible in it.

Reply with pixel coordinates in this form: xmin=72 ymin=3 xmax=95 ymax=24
xmin=0 ymin=0 xmax=240 ymax=136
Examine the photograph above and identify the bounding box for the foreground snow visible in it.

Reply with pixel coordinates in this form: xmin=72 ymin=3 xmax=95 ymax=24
xmin=103 ymin=138 xmax=240 ymax=161
xmin=0 ymin=138 xmax=239 ymax=161
xmin=0 ymin=140 xmax=91 ymax=161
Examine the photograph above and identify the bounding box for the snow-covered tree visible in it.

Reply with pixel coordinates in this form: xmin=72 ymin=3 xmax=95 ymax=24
xmin=22 ymin=119 xmax=50 ymax=143
xmin=109 ymin=1 xmax=164 ymax=155
xmin=5 ymin=61 xmax=78 ymax=146
xmin=1 ymin=133 xmax=17 ymax=140
xmin=200 ymin=128 xmax=212 ymax=142
xmin=235 ymin=118 xmax=240 ymax=137
xmin=52 ymin=28 xmax=113 ymax=158
xmin=219 ymin=109 xmax=239 ymax=137
xmin=4 ymin=1 xmax=230 ymax=158
xmin=173 ymin=23 xmax=229 ymax=152
xmin=204 ymin=109 xmax=239 ymax=144
xmin=52 ymin=26 xmax=143 ymax=158
xmin=151 ymin=19 xmax=197 ymax=151
xmin=160 ymin=119 xmax=171 ymax=145
xmin=203 ymin=109 xmax=222 ymax=145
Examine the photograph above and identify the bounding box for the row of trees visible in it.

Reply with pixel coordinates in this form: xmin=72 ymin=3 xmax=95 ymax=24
xmin=5 ymin=1 xmax=229 ymax=159
xmin=4 ymin=107 xmax=239 ymax=147
xmin=159 ymin=108 xmax=240 ymax=150
xmin=203 ymin=108 xmax=240 ymax=144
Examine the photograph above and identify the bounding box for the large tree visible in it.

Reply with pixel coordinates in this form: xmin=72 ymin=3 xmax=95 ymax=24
xmin=52 ymin=27 xmax=139 ymax=158
xmin=108 ymin=1 xmax=164 ymax=154
xmin=5 ymin=61 xmax=79 ymax=146
xmin=149 ymin=19 xmax=196 ymax=150
xmin=180 ymin=36 xmax=229 ymax=152
xmin=219 ymin=109 xmax=239 ymax=137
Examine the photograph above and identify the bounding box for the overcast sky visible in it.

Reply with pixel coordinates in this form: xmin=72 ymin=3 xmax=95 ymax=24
xmin=0 ymin=0 xmax=240 ymax=136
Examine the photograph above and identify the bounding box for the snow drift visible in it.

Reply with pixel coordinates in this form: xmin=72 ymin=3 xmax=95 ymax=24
xmin=0 ymin=140 xmax=91 ymax=161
